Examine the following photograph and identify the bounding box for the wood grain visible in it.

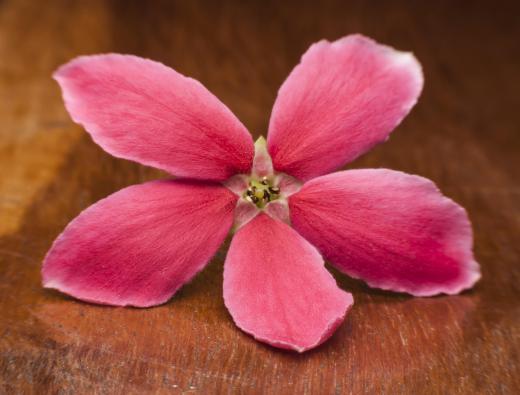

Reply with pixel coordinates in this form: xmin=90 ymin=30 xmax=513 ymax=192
xmin=1 ymin=0 xmax=519 ymax=393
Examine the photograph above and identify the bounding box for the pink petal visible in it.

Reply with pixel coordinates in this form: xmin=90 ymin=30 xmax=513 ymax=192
xmin=54 ymin=55 xmax=254 ymax=181
xmin=289 ymin=169 xmax=481 ymax=296
xmin=223 ymin=214 xmax=353 ymax=352
xmin=42 ymin=180 xmax=237 ymax=307
xmin=267 ymin=35 xmax=423 ymax=181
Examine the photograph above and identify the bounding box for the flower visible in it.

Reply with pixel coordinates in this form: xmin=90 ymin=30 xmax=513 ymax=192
xmin=42 ymin=34 xmax=481 ymax=352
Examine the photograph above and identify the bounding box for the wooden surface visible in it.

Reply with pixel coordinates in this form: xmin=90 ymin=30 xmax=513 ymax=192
xmin=1 ymin=0 xmax=519 ymax=393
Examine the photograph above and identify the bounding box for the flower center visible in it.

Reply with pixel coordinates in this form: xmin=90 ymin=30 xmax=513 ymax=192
xmin=244 ymin=176 xmax=280 ymax=208
xmin=223 ymin=136 xmax=302 ymax=229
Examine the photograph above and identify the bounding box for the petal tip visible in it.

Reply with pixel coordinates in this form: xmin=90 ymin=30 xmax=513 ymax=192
xmin=53 ymin=54 xmax=100 ymax=81
xmin=446 ymin=259 xmax=482 ymax=295
xmin=292 ymin=291 xmax=354 ymax=353
xmin=342 ymin=33 xmax=425 ymax=102
xmin=41 ymin=275 xmax=61 ymax=291
xmin=228 ymin=290 xmax=354 ymax=353
xmin=41 ymin=272 xmax=170 ymax=308
xmin=399 ymin=51 xmax=425 ymax=106
xmin=367 ymin=260 xmax=482 ymax=298
xmin=301 ymin=291 xmax=354 ymax=352
xmin=52 ymin=59 xmax=74 ymax=82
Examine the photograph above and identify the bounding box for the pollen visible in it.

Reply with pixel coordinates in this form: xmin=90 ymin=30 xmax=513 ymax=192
xmin=244 ymin=176 xmax=281 ymax=208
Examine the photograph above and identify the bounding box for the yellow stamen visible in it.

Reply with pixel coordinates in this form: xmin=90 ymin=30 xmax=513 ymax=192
xmin=244 ymin=177 xmax=281 ymax=208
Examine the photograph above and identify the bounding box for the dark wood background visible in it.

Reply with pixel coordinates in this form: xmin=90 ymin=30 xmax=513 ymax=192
xmin=1 ymin=0 xmax=519 ymax=393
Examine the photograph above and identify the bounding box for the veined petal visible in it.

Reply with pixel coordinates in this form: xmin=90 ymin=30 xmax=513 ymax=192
xmin=267 ymin=35 xmax=423 ymax=181
xmin=54 ymin=54 xmax=254 ymax=181
xmin=289 ymin=169 xmax=481 ymax=296
xmin=223 ymin=214 xmax=353 ymax=352
xmin=42 ymin=180 xmax=237 ymax=307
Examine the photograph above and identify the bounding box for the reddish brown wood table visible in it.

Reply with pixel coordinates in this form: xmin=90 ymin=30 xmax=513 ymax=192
xmin=1 ymin=1 xmax=519 ymax=393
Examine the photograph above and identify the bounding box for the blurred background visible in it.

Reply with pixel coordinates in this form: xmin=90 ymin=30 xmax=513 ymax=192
xmin=1 ymin=1 xmax=519 ymax=394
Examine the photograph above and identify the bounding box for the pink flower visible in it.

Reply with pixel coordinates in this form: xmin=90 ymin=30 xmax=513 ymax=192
xmin=43 ymin=35 xmax=481 ymax=352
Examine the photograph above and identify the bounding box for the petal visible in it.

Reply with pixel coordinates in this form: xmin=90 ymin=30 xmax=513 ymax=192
xmin=289 ymin=170 xmax=481 ymax=296
xmin=42 ymin=180 xmax=237 ymax=307
xmin=267 ymin=35 xmax=423 ymax=181
xmin=54 ymin=54 xmax=254 ymax=181
xmin=223 ymin=214 xmax=353 ymax=352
